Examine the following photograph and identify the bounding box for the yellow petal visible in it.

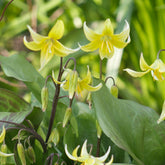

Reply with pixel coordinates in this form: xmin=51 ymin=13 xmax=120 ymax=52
xmin=140 ymin=53 xmax=150 ymax=71
xmin=40 ymin=45 xmax=54 ymax=69
xmin=105 ymin=155 xmax=114 ymax=165
xmin=79 ymin=82 xmax=102 ymax=92
xmin=0 ymin=151 xmax=14 ymax=157
xmin=27 ymin=25 xmax=47 ymax=43
xmin=80 ymin=40 xmax=100 ymax=52
xmin=158 ymin=59 xmax=165 ymax=72
xmin=54 ymin=40 xmax=79 ymax=57
xmin=0 ymin=126 xmax=6 ymax=143
xmin=99 ymin=40 xmax=114 ymax=59
xmin=82 ymin=66 xmax=91 ymax=84
xmin=111 ymin=20 xmax=130 ymax=48
xmin=157 ymin=101 xmax=165 ymax=124
xmin=113 ymin=20 xmax=130 ymax=42
xmin=96 ymin=146 xmax=111 ymax=162
xmin=151 ymin=59 xmax=165 ymax=72
xmin=83 ymin=22 xmax=101 ymax=41
xmin=65 ymin=144 xmax=77 ymax=161
xmin=102 ymin=18 xmax=114 ymax=36
xmin=72 ymin=145 xmax=80 ymax=158
xmin=24 ymin=37 xmax=42 ymax=51
xmin=124 ymin=68 xmax=150 ymax=77
xmin=80 ymin=140 xmax=89 ymax=157
xmin=48 ymin=20 xmax=64 ymax=40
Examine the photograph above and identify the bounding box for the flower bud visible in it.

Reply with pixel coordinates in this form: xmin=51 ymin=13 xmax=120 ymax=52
xmin=48 ymin=128 xmax=60 ymax=146
xmin=68 ymin=70 xmax=78 ymax=99
xmin=96 ymin=120 xmax=102 ymax=138
xmin=1 ymin=144 xmax=7 ymax=164
xmin=27 ymin=146 xmax=36 ymax=163
xmin=110 ymin=85 xmax=118 ymax=98
xmin=63 ymin=107 xmax=72 ymax=127
xmin=0 ymin=126 xmax=6 ymax=143
xmin=41 ymin=86 xmax=49 ymax=112
xmin=17 ymin=142 xmax=26 ymax=165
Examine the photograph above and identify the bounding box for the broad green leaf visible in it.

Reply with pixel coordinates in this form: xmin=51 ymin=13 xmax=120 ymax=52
xmin=0 ymin=88 xmax=32 ymax=130
xmin=92 ymin=80 xmax=165 ymax=165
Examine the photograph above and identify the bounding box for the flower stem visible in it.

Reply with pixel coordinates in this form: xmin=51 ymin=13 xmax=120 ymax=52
xmin=45 ymin=57 xmax=63 ymax=143
xmin=96 ymin=137 xmax=101 ymax=157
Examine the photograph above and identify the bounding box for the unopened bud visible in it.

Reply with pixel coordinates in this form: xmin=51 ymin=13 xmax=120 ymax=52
xmin=110 ymin=85 xmax=118 ymax=98
xmin=27 ymin=146 xmax=36 ymax=163
xmin=48 ymin=128 xmax=60 ymax=146
xmin=41 ymin=86 xmax=49 ymax=112
xmin=96 ymin=120 xmax=102 ymax=138
xmin=69 ymin=70 xmax=78 ymax=99
xmin=1 ymin=144 xmax=7 ymax=164
xmin=17 ymin=142 xmax=26 ymax=165
xmin=0 ymin=126 xmax=6 ymax=143
xmin=63 ymin=107 xmax=72 ymax=127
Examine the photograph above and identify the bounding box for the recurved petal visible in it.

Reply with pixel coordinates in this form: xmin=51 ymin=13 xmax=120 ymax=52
xmin=140 ymin=53 xmax=150 ymax=71
xmin=81 ymin=66 xmax=91 ymax=84
xmin=24 ymin=37 xmax=42 ymax=51
xmin=102 ymin=18 xmax=114 ymax=35
xmin=48 ymin=20 xmax=64 ymax=40
xmin=157 ymin=101 xmax=165 ymax=124
xmin=81 ymin=83 xmax=102 ymax=92
xmin=111 ymin=35 xmax=130 ymax=49
xmin=80 ymin=140 xmax=89 ymax=157
xmin=83 ymin=22 xmax=101 ymax=41
xmin=27 ymin=25 xmax=47 ymax=43
xmin=80 ymin=40 xmax=100 ymax=52
xmin=0 ymin=151 xmax=14 ymax=157
xmin=72 ymin=145 xmax=80 ymax=158
xmin=54 ymin=40 xmax=79 ymax=57
xmin=96 ymin=146 xmax=111 ymax=162
xmin=113 ymin=20 xmax=130 ymax=42
xmin=99 ymin=40 xmax=114 ymax=59
xmin=65 ymin=144 xmax=77 ymax=161
xmin=105 ymin=155 xmax=114 ymax=165
xmin=124 ymin=68 xmax=150 ymax=77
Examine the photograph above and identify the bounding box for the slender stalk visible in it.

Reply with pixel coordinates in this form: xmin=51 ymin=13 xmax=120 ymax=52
xmin=96 ymin=137 xmax=101 ymax=157
xmin=45 ymin=57 xmax=63 ymax=143
xmin=100 ymin=59 xmax=102 ymax=80
xmin=157 ymin=49 xmax=165 ymax=59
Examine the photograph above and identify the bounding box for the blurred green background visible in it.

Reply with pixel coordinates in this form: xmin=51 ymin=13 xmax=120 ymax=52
xmin=0 ymin=0 xmax=165 ymax=113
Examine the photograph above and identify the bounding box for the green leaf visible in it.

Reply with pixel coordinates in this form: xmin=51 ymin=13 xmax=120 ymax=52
xmin=92 ymin=80 xmax=165 ymax=165
xmin=0 ymin=88 xmax=32 ymax=130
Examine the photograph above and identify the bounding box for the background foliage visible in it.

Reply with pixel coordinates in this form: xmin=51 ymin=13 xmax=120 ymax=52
xmin=0 ymin=0 xmax=165 ymax=164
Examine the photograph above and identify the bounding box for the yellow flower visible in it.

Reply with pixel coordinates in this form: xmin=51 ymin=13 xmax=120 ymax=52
xmin=52 ymin=66 xmax=102 ymax=98
xmin=65 ymin=140 xmax=113 ymax=165
xmin=24 ymin=20 xmax=79 ymax=69
xmin=76 ymin=66 xmax=102 ymax=96
xmin=80 ymin=18 xmax=130 ymax=59
xmin=124 ymin=53 xmax=165 ymax=81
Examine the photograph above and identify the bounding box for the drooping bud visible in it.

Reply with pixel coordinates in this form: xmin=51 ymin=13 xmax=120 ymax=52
xmin=157 ymin=101 xmax=165 ymax=124
xmin=0 ymin=126 xmax=6 ymax=143
xmin=0 ymin=144 xmax=7 ymax=164
xmin=63 ymin=107 xmax=72 ymax=127
xmin=41 ymin=86 xmax=49 ymax=112
xmin=27 ymin=146 xmax=36 ymax=163
xmin=17 ymin=142 xmax=26 ymax=165
xmin=48 ymin=128 xmax=60 ymax=146
xmin=110 ymin=85 xmax=118 ymax=98
xmin=96 ymin=120 xmax=102 ymax=138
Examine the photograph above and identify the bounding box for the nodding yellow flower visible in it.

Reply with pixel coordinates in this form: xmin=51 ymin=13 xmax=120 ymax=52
xmin=80 ymin=18 xmax=130 ymax=59
xmin=65 ymin=140 xmax=113 ymax=165
xmin=52 ymin=67 xmax=102 ymax=98
xmin=124 ymin=53 xmax=165 ymax=81
xmin=24 ymin=20 xmax=79 ymax=69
